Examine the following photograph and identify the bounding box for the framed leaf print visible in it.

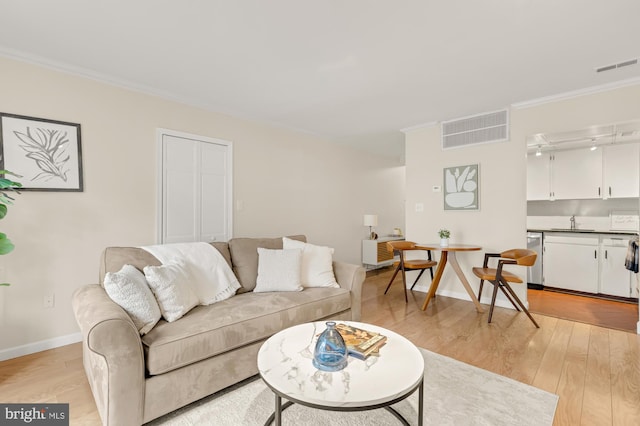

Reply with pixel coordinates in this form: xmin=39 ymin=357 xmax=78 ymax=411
xmin=443 ymin=163 xmax=479 ymax=210
xmin=0 ymin=113 xmax=83 ymax=191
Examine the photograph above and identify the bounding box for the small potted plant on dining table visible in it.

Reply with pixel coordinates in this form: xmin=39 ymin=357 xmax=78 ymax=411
xmin=438 ymin=229 xmax=450 ymax=247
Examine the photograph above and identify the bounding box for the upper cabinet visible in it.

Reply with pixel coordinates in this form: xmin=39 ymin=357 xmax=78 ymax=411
xmin=602 ymin=143 xmax=640 ymax=198
xmin=526 ymin=143 xmax=639 ymax=201
xmin=526 ymin=153 xmax=551 ymax=201
xmin=552 ymin=148 xmax=603 ymax=200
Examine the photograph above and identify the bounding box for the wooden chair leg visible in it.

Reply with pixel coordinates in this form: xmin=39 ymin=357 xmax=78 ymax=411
xmin=487 ymin=280 xmax=499 ymax=323
xmin=384 ymin=264 xmax=401 ymax=295
xmin=497 ymin=283 xmax=521 ymax=312
xmin=477 ymin=279 xmax=485 ymax=302
xmin=501 ymin=281 xmax=540 ymax=328
xmin=400 ymin=264 xmax=408 ymax=303
xmin=410 ymin=269 xmax=426 ymax=290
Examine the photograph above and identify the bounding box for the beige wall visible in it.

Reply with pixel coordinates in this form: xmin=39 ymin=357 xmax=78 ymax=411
xmin=0 ymin=56 xmax=405 ymax=356
xmin=404 ymin=83 xmax=640 ymax=308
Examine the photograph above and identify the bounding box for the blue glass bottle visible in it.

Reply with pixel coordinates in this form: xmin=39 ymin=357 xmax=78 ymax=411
xmin=313 ymin=321 xmax=348 ymax=372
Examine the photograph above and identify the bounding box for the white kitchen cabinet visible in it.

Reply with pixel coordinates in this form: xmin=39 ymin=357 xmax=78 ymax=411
xmin=603 ymin=143 xmax=640 ymax=199
xmin=600 ymin=237 xmax=633 ymax=297
xmin=526 ymin=153 xmax=551 ymax=200
xmin=551 ymin=148 xmax=603 ymax=200
xmin=543 ymin=234 xmax=599 ymax=293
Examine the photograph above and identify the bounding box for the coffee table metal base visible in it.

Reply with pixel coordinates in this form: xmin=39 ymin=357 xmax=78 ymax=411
xmin=264 ymin=378 xmax=424 ymax=426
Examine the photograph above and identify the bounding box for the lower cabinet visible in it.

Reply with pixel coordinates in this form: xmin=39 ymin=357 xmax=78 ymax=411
xmin=543 ymin=235 xmax=599 ymax=293
xmin=600 ymin=238 xmax=634 ymax=298
xmin=543 ymin=233 xmax=635 ymax=298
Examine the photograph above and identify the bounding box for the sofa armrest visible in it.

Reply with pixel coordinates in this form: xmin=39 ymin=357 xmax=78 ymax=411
xmin=333 ymin=261 xmax=366 ymax=321
xmin=72 ymin=285 xmax=145 ymax=426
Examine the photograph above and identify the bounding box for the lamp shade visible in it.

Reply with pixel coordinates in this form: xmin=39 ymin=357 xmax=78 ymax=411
xmin=363 ymin=214 xmax=378 ymax=227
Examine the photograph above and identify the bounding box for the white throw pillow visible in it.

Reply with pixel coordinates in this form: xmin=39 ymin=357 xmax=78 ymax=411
xmin=283 ymin=237 xmax=339 ymax=288
xmin=143 ymin=262 xmax=199 ymax=322
xmin=254 ymin=248 xmax=303 ymax=293
xmin=103 ymin=264 xmax=162 ymax=335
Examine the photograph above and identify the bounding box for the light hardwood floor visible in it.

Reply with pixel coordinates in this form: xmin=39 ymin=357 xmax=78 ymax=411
xmin=1 ymin=268 xmax=639 ymax=425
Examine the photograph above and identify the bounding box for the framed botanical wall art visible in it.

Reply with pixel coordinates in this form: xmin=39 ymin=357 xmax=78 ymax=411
xmin=0 ymin=113 xmax=83 ymax=191
xmin=443 ymin=163 xmax=479 ymax=210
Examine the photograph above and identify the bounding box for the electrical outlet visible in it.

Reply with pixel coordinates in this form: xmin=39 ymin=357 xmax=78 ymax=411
xmin=415 ymin=203 xmax=424 ymax=213
xmin=43 ymin=293 xmax=55 ymax=309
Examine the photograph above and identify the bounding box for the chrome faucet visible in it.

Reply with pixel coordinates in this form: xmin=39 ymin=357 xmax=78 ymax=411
xmin=570 ymin=215 xmax=576 ymax=230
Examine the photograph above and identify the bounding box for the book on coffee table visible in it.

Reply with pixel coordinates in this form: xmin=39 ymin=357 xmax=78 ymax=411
xmin=335 ymin=323 xmax=387 ymax=360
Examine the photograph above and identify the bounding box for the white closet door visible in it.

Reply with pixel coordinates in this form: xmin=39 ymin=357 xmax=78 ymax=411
xmin=158 ymin=130 xmax=232 ymax=244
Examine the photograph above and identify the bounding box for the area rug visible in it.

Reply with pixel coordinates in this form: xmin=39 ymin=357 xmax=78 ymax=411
xmin=149 ymin=348 xmax=558 ymax=425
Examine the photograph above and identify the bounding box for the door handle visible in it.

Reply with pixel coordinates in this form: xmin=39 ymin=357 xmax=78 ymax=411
xmin=594 ymin=250 xmax=597 ymax=259
xmin=605 ymin=250 xmax=608 ymax=259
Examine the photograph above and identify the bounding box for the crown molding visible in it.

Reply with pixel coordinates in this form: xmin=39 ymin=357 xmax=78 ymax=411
xmin=400 ymin=121 xmax=438 ymax=133
xmin=512 ymin=76 xmax=640 ymax=109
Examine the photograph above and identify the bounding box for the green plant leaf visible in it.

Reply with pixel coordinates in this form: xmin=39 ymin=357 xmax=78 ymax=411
xmin=0 ymin=204 xmax=6 ymax=219
xmin=0 ymin=233 xmax=15 ymax=255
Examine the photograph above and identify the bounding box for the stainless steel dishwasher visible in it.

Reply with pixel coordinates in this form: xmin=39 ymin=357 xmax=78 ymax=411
xmin=527 ymin=232 xmax=543 ymax=289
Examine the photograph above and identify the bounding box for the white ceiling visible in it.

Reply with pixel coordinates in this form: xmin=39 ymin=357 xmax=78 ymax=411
xmin=1 ymin=0 xmax=639 ymax=160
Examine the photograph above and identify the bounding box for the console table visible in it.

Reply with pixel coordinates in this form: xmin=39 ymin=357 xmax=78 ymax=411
xmin=362 ymin=236 xmax=404 ymax=269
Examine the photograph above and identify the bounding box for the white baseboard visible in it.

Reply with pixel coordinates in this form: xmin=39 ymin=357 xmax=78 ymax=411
xmin=0 ymin=332 xmax=82 ymax=362
xmin=637 ymin=321 xmax=640 ymax=335
xmin=411 ymin=284 xmax=521 ymax=310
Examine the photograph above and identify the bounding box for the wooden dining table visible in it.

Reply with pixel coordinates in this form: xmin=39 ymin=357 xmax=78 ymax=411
xmin=415 ymin=243 xmax=484 ymax=312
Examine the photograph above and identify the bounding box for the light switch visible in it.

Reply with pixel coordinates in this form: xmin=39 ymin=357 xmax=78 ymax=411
xmin=432 ymin=185 xmax=442 ymax=192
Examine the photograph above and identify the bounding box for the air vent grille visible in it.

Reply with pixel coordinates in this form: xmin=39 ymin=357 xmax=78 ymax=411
xmin=596 ymin=58 xmax=638 ymax=73
xmin=442 ymin=109 xmax=509 ymax=149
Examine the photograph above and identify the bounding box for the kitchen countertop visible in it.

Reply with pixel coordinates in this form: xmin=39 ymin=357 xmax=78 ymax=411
xmin=528 ymin=228 xmax=638 ymax=236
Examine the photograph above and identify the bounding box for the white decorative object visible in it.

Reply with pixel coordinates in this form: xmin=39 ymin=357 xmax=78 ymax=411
xmin=103 ymin=264 xmax=161 ymax=335
xmin=143 ymin=262 xmax=199 ymax=322
xmin=282 ymin=237 xmax=339 ymax=288
xmin=440 ymin=238 xmax=449 ymax=247
xmin=254 ymin=248 xmax=303 ymax=292
xmin=141 ymin=242 xmax=240 ymax=305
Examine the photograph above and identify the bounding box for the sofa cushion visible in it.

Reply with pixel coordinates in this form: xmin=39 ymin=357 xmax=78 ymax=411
xmin=103 ymin=264 xmax=162 ymax=335
xmin=100 ymin=243 xmax=232 ymax=285
xmin=282 ymin=237 xmax=340 ymax=288
xmin=228 ymin=235 xmax=306 ymax=292
xmin=141 ymin=287 xmax=351 ymax=375
xmin=254 ymin=248 xmax=303 ymax=292
xmin=144 ymin=262 xmax=200 ymax=322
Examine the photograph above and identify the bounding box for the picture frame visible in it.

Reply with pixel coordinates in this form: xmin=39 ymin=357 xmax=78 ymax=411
xmin=0 ymin=113 xmax=83 ymax=191
xmin=443 ymin=163 xmax=479 ymax=210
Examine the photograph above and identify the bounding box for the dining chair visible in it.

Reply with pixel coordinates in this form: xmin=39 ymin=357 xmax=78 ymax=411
xmin=384 ymin=241 xmax=437 ymax=303
xmin=472 ymin=249 xmax=539 ymax=327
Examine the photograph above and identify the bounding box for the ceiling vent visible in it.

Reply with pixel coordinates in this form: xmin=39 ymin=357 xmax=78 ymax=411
xmin=596 ymin=58 xmax=638 ymax=73
xmin=441 ymin=109 xmax=509 ymax=150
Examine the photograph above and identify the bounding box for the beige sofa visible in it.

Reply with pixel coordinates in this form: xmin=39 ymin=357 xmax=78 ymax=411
xmin=72 ymin=235 xmax=365 ymax=426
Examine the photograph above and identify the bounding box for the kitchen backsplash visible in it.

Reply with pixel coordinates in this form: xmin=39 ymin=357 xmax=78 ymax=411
xmin=528 ymin=199 xmax=639 ymax=231
xmin=527 ymin=215 xmax=639 ymax=231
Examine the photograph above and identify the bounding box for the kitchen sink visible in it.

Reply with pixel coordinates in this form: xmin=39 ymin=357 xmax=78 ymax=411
xmin=549 ymin=228 xmax=596 ymax=232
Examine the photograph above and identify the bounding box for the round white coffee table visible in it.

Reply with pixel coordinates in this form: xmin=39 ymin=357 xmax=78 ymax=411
xmin=257 ymin=321 xmax=424 ymax=425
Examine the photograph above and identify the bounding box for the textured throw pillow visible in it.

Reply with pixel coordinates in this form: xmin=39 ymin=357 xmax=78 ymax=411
xmin=143 ymin=262 xmax=199 ymax=322
xmin=283 ymin=237 xmax=339 ymax=288
xmin=103 ymin=264 xmax=162 ymax=335
xmin=254 ymin=248 xmax=303 ymax=293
